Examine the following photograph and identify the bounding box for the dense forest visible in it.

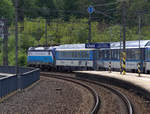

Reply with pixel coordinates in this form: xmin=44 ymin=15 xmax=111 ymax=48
xmin=0 ymin=0 xmax=150 ymax=66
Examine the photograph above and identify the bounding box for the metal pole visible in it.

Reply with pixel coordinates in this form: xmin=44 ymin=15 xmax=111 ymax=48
xmin=122 ymin=1 xmax=126 ymax=75
xmin=138 ymin=15 xmax=141 ymax=76
xmin=45 ymin=19 xmax=48 ymax=47
xmin=3 ymin=19 xmax=8 ymax=66
xmin=109 ymin=27 xmax=112 ymax=73
xmin=120 ymin=25 xmax=122 ymax=74
xmin=138 ymin=15 xmax=141 ymax=49
xmin=88 ymin=14 xmax=91 ymax=43
xmin=15 ymin=0 xmax=18 ymax=75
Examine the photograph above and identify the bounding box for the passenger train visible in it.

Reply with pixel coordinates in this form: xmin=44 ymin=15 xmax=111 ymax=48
xmin=27 ymin=40 xmax=150 ymax=73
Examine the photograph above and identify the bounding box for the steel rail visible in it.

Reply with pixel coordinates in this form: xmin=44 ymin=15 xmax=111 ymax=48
xmin=41 ymin=72 xmax=133 ymax=114
xmin=41 ymin=72 xmax=100 ymax=114
xmin=77 ymin=78 xmax=134 ymax=114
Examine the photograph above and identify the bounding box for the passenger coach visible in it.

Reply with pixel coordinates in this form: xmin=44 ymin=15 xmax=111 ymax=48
xmin=55 ymin=44 xmax=96 ymax=71
xmin=96 ymin=40 xmax=150 ymax=73
xmin=55 ymin=43 xmax=110 ymax=71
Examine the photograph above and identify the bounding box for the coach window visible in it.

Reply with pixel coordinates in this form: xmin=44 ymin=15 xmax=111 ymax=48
xmin=79 ymin=51 xmax=82 ymax=58
xmin=87 ymin=51 xmax=90 ymax=59
xmin=73 ymin=51 xmax=77 ymax=58
xmin=104 ymin=50 xmax=109 ymax=60
xmin=135 ymin=49 xmax=140 ymax=60
xmin=99 ymin=50 xmax=104 ymax=60
xmin=74 ymin=51 xmax=77 ymax=58
xmin=70 ymin=51 xmax=72 ymax=58
xmin=61 ymin=52 xmax=64 ymax=58
xmin=66 ymin=51 xmax=68 ymax=58
xmin=74 ymin=52 xmax=77 ymax=58
xmin=127 ymin=49 xmax=133 ymax=60
xmin=147 ymin=49 xmax=150 ymax=60
xmin=127 ymin=49 xmax=131 ymax=60
xmin=71 ymin=51 xmax=73 ymax=58
xmin=72 ymin=51 xmax=75 ymax=58
xmin=127 ymin=49 xmax=140 ymax=60
xmin=84 ymin=51 xmax=87 ymax=58
xmin=82 ymin=51 xmax=84 ymax=58
xmin=84 ymin=51 xmax=88 ymax=58
xmin=77 ymin=51 xmax=80 ymax=58
xmin=64 ymin=52 xmax=67 ymax=58
xmin=116 ymin=50 xmax=119 ymax=60
xmin=61 ymin=52 xmax=63 ymax=58
xmin=80 ymin=51 xmax=83 ymax=58
xmin=111 ymin=50 xmax=118 ymax=60
xmin=58 ymin=52 xmax=60 ymax=58
xmin=80 ymin=51 xmax=84 ymax=58
xmin=80 ymin=51 xmax=82 ymax=58
xmin=111 ymin=50 xmax=114 ymax=60
xmin=69 ymin=51 xmax=72 ymax=58
xmin=111 ymin=50 xmax=115 ymax=60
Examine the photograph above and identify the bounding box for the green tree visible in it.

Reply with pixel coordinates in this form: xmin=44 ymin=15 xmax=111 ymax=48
xmin=0 ymin=0 xmax=14 ymax=23
xmin=36 ymin=0 xmax=58 ymax=19
xmin=11 ymin=0 xmax=38 ymax=21
xmin=127 ymin=0 xmax=150 ymax=26
xmin=61 ymin=0 xmax=79 ymax=20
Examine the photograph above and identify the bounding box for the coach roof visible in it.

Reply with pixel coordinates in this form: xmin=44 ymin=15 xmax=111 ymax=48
xmin=111 ymin=40 xmax=150 ymax=49
xmin=28 ymin=46 xmax=55 ymax=51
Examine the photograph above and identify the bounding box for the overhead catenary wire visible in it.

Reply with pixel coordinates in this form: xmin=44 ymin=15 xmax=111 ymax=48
xmin=94 ymin=11 xmax=113 ymax=19
xmin=93 ymin=1 xmax=120 ymax=7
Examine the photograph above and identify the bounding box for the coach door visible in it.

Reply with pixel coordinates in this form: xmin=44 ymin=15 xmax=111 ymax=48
xmin=93 ymin=50 xmax=99 ymax=70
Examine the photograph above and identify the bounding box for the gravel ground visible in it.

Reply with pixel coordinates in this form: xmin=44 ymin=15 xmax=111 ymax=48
xmin=0 ymin=76 xmax=94 ymax=114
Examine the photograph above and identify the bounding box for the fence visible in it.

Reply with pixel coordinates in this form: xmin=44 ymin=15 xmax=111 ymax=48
xmin=0 ymin=66 xmax=40 ymax=98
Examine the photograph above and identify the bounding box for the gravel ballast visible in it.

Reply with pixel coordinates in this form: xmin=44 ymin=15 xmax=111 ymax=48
xmin=0 ymin=76 xmax=94 ymax=114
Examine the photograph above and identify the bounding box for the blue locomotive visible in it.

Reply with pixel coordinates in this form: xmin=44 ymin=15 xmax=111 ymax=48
xmin=27 ymin=46 xmax=56 ymax=69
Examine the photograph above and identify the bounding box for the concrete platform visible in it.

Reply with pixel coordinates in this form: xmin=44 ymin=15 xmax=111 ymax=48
xmin=75 ymin=71 xmax=150 ymax=94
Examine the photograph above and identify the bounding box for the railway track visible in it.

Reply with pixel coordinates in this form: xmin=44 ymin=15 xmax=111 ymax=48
xmin=41 ymin=72 xmax=100 ymax=114
xmin=41 ymin=72 xmax=134 ymax=114
xmin=79 ymin=78 xmax=133 ymax=114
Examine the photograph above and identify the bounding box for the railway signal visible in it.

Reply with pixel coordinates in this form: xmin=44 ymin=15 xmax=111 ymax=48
xmin=87 ymin=5 xmax=95 ymax=14
xmin=87 ymin=5 xmax=95 ymax=43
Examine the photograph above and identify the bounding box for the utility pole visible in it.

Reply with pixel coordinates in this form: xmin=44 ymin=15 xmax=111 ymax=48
xmin=88 ymin=14 xmax=91 ymax=43
xmin=87 ymin=5 xmax=94 ymax=43
xmin=15 ymin=0 xmax=18 ymax=75
xmin=109 ymin=27 xmax=112 ymax=73
xmin=138 ymin=15 xmax=141 ymax=48
xmin=3 ymin=19 xmax=8 ymax=66
xmin=122 ymin=1 xmax=127 ymax=75
xmin=138 ymin=15 xmax=142 ymax=76
xmin=120 ymin=24 xmax=122 ymax=74
xmin=45 ymin=19 xmax=48 ymax=47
